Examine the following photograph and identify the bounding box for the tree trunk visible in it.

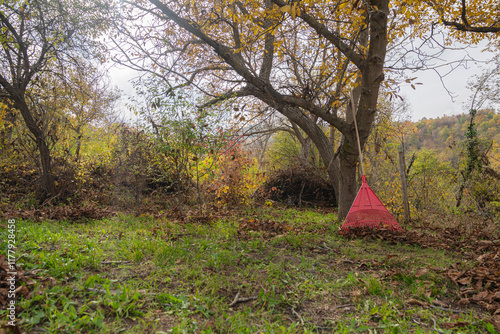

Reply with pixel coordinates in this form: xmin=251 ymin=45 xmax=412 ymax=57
xmin=253 ymin=94 xmax=340 ymax=205
xmin=299 ymin=136 xmax=312 ymax=164
xmin=336 ymin=133 xmax=360 ymax=220
xmin=456 ymin=183 xmax=465 ymax=208
xmin=399 ymin=149 xmax=410 ymax=223
xmin=334 ymin=0 xmax=390 ymax=220
xmin=15 ymin=98 xmax=57 ymax=199
xmin=329 ymin=126 xmax=335 ymax=147
xmin=75 ymin=132 xmax=82 ymax=163
xmin=290 ymin=120 xmax=313 ymax=166
xmin=38 ymin=138 xmax=57 ymax=198
xmin=257 ymin=134 xmax=271 ymax=170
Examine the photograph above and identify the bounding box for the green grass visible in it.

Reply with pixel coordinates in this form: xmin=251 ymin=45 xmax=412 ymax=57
xmin=0 ymin=207 xmax=495 ymax=333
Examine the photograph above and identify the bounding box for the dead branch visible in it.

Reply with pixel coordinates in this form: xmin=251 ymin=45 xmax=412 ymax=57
xmin=429 ymin=305 xmax=467 ymax=314
xmin=334 ymin=303 xmax=355 ymax=309
xmin=228 ymin=292 xmax=258 ymax=307
xmin=100 ymin=260 xmax=132 ymax=265
xmin=87 ymin=287 xmax=157 ymax=296
xmin=291 ymin=307 xmax=304 ymax=325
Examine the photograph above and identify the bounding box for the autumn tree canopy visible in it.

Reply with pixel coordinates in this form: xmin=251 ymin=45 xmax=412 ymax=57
xmin=428 ymin=0 xmax=500 ymax=34
xmin=108 ymin=0 xmax=499 ymax=218
xmin=1 ymin=0 xmax=491 ymax=212
xmin=0 ymin=0 xmax=111 ymax=199
xmin=113 ymin=0 xmax=399 ymax=218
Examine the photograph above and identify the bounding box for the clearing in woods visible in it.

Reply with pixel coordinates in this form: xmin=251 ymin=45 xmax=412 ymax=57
xmin=0 ymin=207 xmax=499 ymax=333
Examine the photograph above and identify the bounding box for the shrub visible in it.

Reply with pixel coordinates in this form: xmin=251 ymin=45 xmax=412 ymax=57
xmin=260 ymin=165 xmax=336 ymax=207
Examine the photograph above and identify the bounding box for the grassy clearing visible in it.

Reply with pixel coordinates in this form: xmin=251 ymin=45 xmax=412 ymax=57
xmin=1 ymin=207 xmax=496 ymax=333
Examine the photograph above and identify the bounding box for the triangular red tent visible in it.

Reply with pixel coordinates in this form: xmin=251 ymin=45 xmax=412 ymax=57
xmin=341 ymin=175 xmax=403 ymax=233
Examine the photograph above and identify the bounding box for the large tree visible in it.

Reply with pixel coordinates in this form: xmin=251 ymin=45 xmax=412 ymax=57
xmin=115 ymin=0 xmax=396 ymax=218
xmin=61 ymin=65 xmax=120 ymax=162
xmin=0 ymin=0 xmax=109 ymax=199
xmin=113 ymin=0 xmax=496 ymax=218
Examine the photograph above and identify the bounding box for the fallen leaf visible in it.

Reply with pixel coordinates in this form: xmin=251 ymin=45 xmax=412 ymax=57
xmin=457 ymin=276 xmax=471 ymax=285
xmin=458 ymin=298 xmax=470 ymax=305
xmin=407 ymin=298 xmax=428 ymax=307
xmin=415 ymin=268 xmax=428 ymax=278
xmin=432 ymin=299 xmax=448 ymax=307
xmin=442 ymin=321 xmax=470 ymax=329
xmin=472 ymin=290 xmax=491 ymax=301
xmin=447 ymin=271 xmax=464 ymax=281
xmin=14 ymin=285 xmax=29 ymax=296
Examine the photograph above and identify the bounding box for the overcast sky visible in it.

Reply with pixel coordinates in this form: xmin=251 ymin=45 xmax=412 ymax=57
xmin=108 ymin=45 xmax=496 ymax=123
xmin=393 ymin=39 xmax=498 ymax=121
xmin=398 ymin=60 xmax=488 ymax=121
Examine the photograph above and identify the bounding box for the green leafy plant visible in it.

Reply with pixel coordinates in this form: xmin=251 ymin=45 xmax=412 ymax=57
xmin=101 ymin=284 xmax=144 ymax=319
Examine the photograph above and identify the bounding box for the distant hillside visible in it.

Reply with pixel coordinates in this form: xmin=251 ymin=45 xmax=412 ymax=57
xmin=406 ymin=109 xmax=499 ymax=151
xmin=363 ymin=109 xmax=500 ymax=214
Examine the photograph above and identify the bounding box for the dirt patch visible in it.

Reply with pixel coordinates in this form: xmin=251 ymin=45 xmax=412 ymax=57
xmin=237 ymin=218 xmax=303 ymax=239
xmin=1 ymin=204 xmax=116 ymax=222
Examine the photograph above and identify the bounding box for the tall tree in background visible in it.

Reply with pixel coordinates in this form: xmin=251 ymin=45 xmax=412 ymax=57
xmin=457 ymin=55 xmax=500 ymax=207
xmin=62 ymin=66 xmax=120 ymax=162
xmin=0 ymin=0 xmax=110 ymax=199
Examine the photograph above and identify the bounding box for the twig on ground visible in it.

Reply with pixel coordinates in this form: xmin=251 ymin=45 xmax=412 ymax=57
xmin=341 ymin=259 xmax=355 ymax=264
xmin=87 ymin=287 xmax=157 ymax=296
xmin=429 ymin=305 xmax=466 ymax=313
xmin=41 ymin=192 xmax=61 ymax=207
xmin=24 ymin=268 xmax=45 ymax=276
xmin=412 ymin=317 xmax=446 ymax=334
xmin=291 ymin=307 xmax=305 ymax=325
xmin=228 ymin=292 xmax=258 ymax=307
xmin=101 ymin=260 xmax=132 ymax=265
xmin=431 ymin=317 xmax=447 ymax=334
xmin=229 ymin=292 xmax=240 ymax=306
xmin=334 ymin=304 xmax=355 ymax=309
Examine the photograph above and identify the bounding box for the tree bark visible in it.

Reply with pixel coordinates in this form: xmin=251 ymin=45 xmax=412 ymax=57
xmin=15 ymin=99 xmax=57 ymax=199
xmin=336 ymin=0 xmax=390 ymax=220
xmin=399 ymin=150 xmax=410 ymax=223
xmin=255 ymin=98 xmax=339 ymax=205
xmin=299 ymin=137 xmax=312 ymax=164
xmin=290 ymin=120 xmax=313 ymax=165
xmin=75 ymin=132 xmax=82 ymax=163
xmin=337 ymin=144 xmax=359 ymax=219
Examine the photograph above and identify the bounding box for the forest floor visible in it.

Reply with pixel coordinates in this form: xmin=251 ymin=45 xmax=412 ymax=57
xmin=1 ymin=206 xmax=499 ymax=333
